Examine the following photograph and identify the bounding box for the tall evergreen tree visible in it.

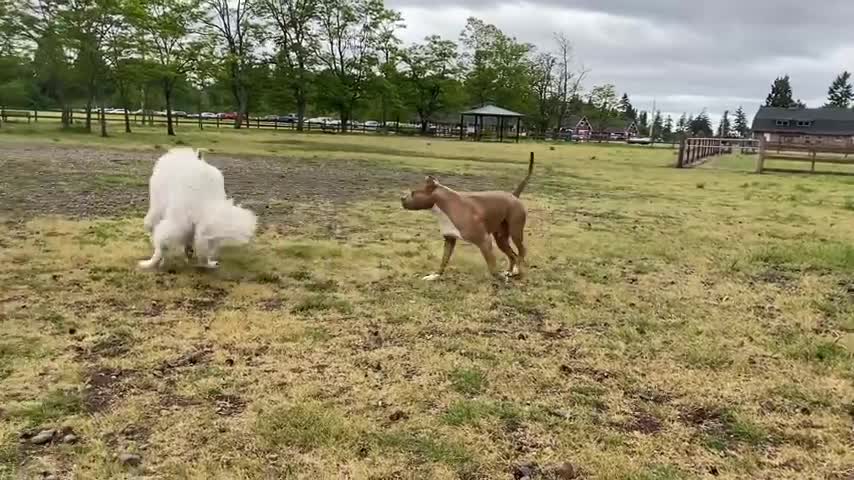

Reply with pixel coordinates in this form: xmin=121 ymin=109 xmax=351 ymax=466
xmin=676 ymin=113 xmax=687 ymax=136
xmin=733 ymin=106 xmax=750 ymax=138
xmin=637 ymin=110 xmax=648 ymax=132
xmin=651 ymin=110 xmax=662 ymax=140
xmin=825 ymin=71 xmax=853 ymax=108
xmin=690 ymin=110 xmax=712 ymax=136
xmin=765 ymin=75 xmax=797 ymax=108
xmin=618 ymin=93 xmax=635 ymax=119
xmin=663 ymin=115 xmax=673 ymax=142
xmin=717 ymin=110 xmax=730 ymax=138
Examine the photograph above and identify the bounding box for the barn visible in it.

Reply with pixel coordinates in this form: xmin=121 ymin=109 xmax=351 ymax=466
xmin=752 ymin=106 xmax=854 ymax=147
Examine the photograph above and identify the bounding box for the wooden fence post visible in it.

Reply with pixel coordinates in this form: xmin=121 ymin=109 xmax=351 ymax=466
xmin=756 ymin=135 xmax=766 ymax=173
xmin=677 ymin=139 xmax=686 ymax=168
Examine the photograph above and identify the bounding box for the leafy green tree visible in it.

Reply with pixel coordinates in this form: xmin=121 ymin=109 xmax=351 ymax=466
xmin=459 ymin=17 xmax=534 ymax=113
xmin=400 ymin=35 xmax=458 ymax=133
xmin=202 ymin=0 xmax=259 ymax=128
xmin=314 ymin=0 xmax=402 ymax=132
xmin=260 ymin=0 xmax=317 ymax=130
xmin=126 ymin=0 xmax=205 ymax=135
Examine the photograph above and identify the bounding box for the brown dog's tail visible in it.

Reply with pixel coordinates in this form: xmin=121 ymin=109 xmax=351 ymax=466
xmin=512 ymin=153 xmax=535 ymax=198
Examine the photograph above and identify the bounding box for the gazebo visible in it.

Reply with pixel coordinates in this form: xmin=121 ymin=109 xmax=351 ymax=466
xmin=459 ymin=105 xmax=524 ymax=143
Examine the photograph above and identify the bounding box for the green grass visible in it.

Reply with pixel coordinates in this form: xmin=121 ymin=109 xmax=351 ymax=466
xmin=1 ymin=122 xmax=854 ymax=478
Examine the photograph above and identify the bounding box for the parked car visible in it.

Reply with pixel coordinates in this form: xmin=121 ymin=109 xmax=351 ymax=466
xmin=220 ymin=112 xmax=237 ymax=119
xmin=200 ymin=112 xmax=218 ymax=119
xmin=277 ymin=114 xmax=297 ymax=123
xmin=363 ymin=120 xmax=380 ymax=128
xmin=261 ymin=114 xmax=279 ymax=121
xmin=627 ymin=137 xmax=652 ymax=145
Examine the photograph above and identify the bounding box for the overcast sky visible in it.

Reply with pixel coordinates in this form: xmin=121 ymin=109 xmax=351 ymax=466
xmin=387 ymin=0 xmax=854 ymax=125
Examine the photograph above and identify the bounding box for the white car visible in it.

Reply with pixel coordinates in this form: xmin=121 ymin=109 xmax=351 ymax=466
xmin=200 ymin=112 xmax=218 ymax=119
xmin=307 ymin=117 xmax=332 ymax=124
xmin=363 ymin=120 xmax=380 ymax=128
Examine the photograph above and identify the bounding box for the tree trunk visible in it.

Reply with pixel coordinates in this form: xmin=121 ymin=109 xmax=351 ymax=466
xmin=420 ymin=118 xmax=428 ymax=135
xmin=164 ymin=81 xmax=175 ymax=136
xmin=296 ymin=90 xmax=306 ymax=132
xmin=100 ymin=107 xmax=108 ymax=137
xmin=123 ymin=106 xmax=131 ymax=133
xmin=61 ymin=103 xmax=70 ymax=128
xmin=85 ymin=99 xmax=93 ymax=132
xmin=340 ymin=109 xmax=348 ymax=133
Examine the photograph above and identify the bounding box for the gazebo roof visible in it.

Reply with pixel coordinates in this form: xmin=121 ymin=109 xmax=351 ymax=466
xmin=462 ymin=105 xmax=524 ymax=117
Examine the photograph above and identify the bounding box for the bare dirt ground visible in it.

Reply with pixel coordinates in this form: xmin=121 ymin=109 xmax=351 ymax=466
xmin=0 ymin=143 xmax=492 ymax=222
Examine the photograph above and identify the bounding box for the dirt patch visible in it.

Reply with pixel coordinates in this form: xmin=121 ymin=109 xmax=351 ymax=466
xmin=679 ymin=404 xmax=725 ymax=427
xmin=620 ymin=411 xmax=663 ymax=435
xmin=0 ymin=143 xmax=494 ymax=224
xmin=753 ymin=267 xmax=796 ymax=289
xmin=157 ymin=346 xmax=214 ymax=373
xmin=211 ymin=393 xmax=247 ymax=416
xmin=83 ymin=367 xmax=134 ymax=413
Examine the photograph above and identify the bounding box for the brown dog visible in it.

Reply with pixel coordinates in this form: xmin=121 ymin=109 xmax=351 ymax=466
xmin=401 ymin=156 xmax=534 ymax=280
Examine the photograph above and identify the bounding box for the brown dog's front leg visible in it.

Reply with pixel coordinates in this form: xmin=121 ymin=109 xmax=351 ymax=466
xmin=422 ymin=236 xmax=457 ymax=281
xmin=438 ymin=237 xmax=457 ymax=275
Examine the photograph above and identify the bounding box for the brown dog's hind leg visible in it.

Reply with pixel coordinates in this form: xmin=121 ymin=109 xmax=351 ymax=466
xmin=509 ymin=228 xmax=526 ymax=277
xmin=494 ymin=231 xmax=518 ymax=275
xmin=476 ymin=238 xmax=502 ymax=279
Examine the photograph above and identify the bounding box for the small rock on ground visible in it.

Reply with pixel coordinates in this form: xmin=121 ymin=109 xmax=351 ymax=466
xmin=30 ymin=429 xmax=56 ymax=445
xmin=118 ymin=453 xmax=142 ymax=467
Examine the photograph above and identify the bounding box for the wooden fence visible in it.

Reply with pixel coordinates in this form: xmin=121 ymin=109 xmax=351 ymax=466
xmin=676 ymin=137 xmax=757 ymax=168
xmin=0 ymin=107 xmax=467 ymax=138
xmin=755 ymin=136 xmax=854 ymax=173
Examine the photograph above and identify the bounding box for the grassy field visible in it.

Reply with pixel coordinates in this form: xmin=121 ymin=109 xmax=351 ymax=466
xmin=1 ymin=123 xmax=853 ymax=479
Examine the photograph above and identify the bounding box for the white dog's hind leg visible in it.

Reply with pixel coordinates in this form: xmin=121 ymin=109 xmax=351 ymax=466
xmin=138 ymin=246 xmax=164 ymax=269
xmin=139 ymin=219 xmax=183 ymax=270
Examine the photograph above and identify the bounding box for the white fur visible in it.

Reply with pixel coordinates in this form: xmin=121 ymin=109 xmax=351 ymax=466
xmin=139 ymin=147 xmax=257 ymax=269
xmin=431 ymin=205 xmax=462 ymax=239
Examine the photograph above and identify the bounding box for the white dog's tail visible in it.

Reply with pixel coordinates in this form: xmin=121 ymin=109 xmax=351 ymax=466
xmin=198 ymin=199 xmax=258 ymax=246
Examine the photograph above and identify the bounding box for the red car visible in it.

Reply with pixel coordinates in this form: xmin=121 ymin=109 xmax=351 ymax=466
xmin=218 ymin=112 xmax=238 ymax=119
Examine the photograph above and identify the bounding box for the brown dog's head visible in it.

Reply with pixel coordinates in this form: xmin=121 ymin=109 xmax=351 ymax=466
xmin=401 ymin=176 xmax=439 ymax=210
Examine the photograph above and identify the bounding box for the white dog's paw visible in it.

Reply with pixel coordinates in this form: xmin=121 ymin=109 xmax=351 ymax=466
xmin=138 ymin=259 xmax=158 ymax=269
xmin=421 ymin=273 xmax=441 ymax=281
xmin=201 ymin=259 xmax=220 ymax=269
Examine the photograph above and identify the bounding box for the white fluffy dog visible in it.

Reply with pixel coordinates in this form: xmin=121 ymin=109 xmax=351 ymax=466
xmin=139 ymin=147 xmax=257 ymax=269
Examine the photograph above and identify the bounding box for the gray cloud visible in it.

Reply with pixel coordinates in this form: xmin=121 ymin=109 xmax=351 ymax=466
xmin=386 ymin=0 xmax=854 ymax=123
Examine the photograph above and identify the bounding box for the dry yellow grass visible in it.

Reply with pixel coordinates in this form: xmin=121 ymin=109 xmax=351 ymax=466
xmin=1 ymin=124 xmax=853 ymax=479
